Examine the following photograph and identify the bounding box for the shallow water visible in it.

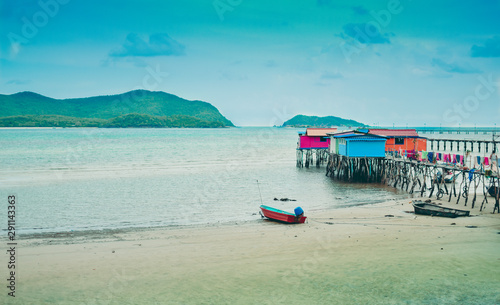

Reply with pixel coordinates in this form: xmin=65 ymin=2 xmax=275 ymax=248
xmin=0 ymin=127 xmax=405 ymax=233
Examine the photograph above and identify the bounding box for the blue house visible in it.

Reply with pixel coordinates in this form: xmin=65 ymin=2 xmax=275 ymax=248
xmin=330 ymin=131 xmax=387 ymax=158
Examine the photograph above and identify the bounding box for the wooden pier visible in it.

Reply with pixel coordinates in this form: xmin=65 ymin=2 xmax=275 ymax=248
xmin=415 ymin=126 xmax=499 ymax=135
xmin=325 ymin=153 xmax=500 ymax=213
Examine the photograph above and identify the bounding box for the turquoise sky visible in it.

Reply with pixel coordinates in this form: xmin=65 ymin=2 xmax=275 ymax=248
xmin=1 ymin=0 xmax=499 ymax=126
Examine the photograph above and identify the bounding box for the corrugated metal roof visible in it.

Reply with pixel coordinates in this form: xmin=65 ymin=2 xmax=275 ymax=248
xmin=334 ymin=133 xmax=361 ymax=138
xmin=327 ymin=130 xmax=354 ymax=136
xmin=334 ymin=133 xmax=387 ymax=139
xmin=347 ymin=137 xmax=387 ymax=141
xmin=305 ymin=128 xmax=338 ymax=137
xmin=368 ymin=129 xmax=419 ymax=137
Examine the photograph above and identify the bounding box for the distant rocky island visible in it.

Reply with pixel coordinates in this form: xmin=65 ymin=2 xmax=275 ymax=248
xmin=282 ymin=115 xmax=365 ymax=128
xmin=0 ymin=90 xmax=233 ymax=128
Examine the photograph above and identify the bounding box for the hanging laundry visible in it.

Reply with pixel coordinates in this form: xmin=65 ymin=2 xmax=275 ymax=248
xmin=469 ymin=169 xmax=475 ymax=181
xmin=444 ymin=154 xmax=449 ymax=163
xmin=428 ymin=152 xmax=434 ymax=162
xmin=452 ymin=154 xmax=457 ymax=163
xmin=422 ymin=151 xmax=428 ymax=160
xmin=484 ymin=157 xmax=490 ymax=166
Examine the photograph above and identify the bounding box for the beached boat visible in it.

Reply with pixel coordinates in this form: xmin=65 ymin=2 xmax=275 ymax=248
xmin=412 ymin=201 xmax=470 ymax=218
xmin=487 ymin=186 xmax=498 ymax=197
xmin=259 ymin=205 xmax=307 ymax=224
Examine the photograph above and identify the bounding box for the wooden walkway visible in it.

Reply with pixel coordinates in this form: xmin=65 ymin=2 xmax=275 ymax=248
xmin=325 ymin=153 xmax=500 ymax=214
xmin=415 ymin=127 xmax=499 ymax=134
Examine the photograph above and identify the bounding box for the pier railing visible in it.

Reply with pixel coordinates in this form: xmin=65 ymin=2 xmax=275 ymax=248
xmin=406 ymin=127 xmax=498 ymax=135
xmin=426 ymin=138 xmax=498 ymax=153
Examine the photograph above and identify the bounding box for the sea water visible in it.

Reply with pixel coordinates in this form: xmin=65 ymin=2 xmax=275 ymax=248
xmin=0 ymin=127 xmax=407 ymax=234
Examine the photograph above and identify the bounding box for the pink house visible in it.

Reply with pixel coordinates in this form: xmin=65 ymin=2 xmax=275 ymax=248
xmin=298 ymin=128 xmax=338 ymax=149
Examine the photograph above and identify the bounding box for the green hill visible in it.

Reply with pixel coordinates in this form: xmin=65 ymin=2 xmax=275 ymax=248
xmin=103 ymin=114 xmax=225 ymax=128
xmin=0 ymin=90 xmax=233 ymax=127
xmin=282 ymin=115 xmax=365 ymax=128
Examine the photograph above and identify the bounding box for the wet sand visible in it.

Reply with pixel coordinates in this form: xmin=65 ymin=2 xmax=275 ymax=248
xmin=3 ymin=197 xmax=500 ymax=305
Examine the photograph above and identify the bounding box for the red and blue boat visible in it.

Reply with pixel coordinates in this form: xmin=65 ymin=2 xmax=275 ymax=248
xmin=259 ymin=205 xmax=307 ymax=224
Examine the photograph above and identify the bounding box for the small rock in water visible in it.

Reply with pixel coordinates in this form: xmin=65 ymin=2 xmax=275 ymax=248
xmin=385 ymin=215 xmax=394 ymax=217
xmin=450 ymin=223 xmax=456 ymax=225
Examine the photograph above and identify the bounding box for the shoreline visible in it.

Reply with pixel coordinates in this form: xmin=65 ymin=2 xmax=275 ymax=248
xmin=3 ymin=197 xmax=499 ymax=304
xmin=7 ymin=194 xmax=408 ymax=238
xmin=10 ymin=193 xmax=498 ymax=242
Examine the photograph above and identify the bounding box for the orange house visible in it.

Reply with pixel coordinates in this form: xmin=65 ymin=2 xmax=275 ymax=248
xmin=368 ymin=129 xmax=427 ymax=153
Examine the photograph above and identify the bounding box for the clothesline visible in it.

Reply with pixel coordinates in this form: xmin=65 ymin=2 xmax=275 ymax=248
xmin=387 ymin=150 xmax=499 ymax=172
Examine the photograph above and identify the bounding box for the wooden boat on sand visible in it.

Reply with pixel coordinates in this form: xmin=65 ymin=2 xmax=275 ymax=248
xmin=487 ymin=186 xmax=498 ymax=197
xmin=259 ymin=205 xmax=307 ymax=224
xmin=412 ymin=201 xmax=470 ymax=218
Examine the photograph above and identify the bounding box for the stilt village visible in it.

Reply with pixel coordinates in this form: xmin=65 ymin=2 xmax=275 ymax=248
xmin=296 ymin=127 xmax=500 ymax=214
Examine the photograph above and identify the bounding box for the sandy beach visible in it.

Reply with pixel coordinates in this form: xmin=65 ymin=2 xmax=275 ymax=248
xmin=3 ymin=197 xmax=500 ymax=305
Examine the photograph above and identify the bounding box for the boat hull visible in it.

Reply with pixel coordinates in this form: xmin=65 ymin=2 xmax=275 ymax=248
xmin=488 ymin=186 xmax=498 ymax=197
xmin=412 ymin=201 xmax=470 ymax=218
xmin=260 ymin=205 xmax=306 ymax=224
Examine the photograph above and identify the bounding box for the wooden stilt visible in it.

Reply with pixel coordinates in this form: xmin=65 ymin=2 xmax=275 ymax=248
xmin=324 ymin=152 xmax=499 ymax=213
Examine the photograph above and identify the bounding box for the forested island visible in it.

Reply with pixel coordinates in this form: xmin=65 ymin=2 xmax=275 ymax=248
xmin=282 ymin=115 xmax=365 ymax=128
xmin=0 ymin=90 xmax=233 ymax=128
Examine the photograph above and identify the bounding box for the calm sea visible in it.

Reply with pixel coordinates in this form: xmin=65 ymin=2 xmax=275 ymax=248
xmin=0 ymin=127 xmax=406 ymax=234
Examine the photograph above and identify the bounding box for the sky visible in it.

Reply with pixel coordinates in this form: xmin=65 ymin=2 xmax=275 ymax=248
xmin=1 ymin=0 xmax=500 ymax=127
